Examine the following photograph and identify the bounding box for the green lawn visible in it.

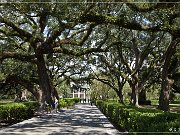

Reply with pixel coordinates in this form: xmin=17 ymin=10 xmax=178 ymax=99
xmin=0 ymin=99 xmax=13 ymax=105
xmin=145 ymin=100 xmax=180 ymax=113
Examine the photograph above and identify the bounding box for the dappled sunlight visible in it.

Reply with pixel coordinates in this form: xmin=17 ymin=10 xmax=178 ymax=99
xmin=0 ymin=104 xmax=122 ymax=135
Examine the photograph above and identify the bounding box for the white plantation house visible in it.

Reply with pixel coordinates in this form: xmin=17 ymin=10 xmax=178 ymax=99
xmin=70 ymin=80 xmax=91 ymax=103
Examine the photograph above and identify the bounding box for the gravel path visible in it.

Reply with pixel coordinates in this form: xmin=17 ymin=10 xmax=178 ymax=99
xmin=0 ymin=103 xmax=123 ymax=135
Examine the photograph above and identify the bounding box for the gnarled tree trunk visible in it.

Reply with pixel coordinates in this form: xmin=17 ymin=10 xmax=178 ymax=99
xmin=36 ymin=53 xmax=54 ymax=109
xmin=139 ymin=89 xmax=146 ymax=102
xmin=158 ymin=38 xmax=179 ymax=111
xmin=131 ymin=83 xmax=139 ymax=106
xmin=159 ymin=76 xmax=174 ymax=111
xmin=116 ymin=78 xmax=125 ymax=104
xmin=116 ymin=88 xmax=124 ymax=104
xmin=129 ymin=80 xmax=139 ymax=106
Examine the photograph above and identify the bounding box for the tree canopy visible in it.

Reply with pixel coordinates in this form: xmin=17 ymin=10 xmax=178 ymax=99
xmin=0 ymin=0 xmax=180 ymax=111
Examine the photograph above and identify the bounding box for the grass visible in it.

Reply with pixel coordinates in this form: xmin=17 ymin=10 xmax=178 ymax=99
xmin=109 ymin=99 xmax=180 ymax=114
xmin=170 ymin=101 xmax=180 ymax=113
xmin=170 ymin=104 xmax=180 ymax=107
xmin=151 ymin=100 xmax=159 ymax=105
xmin=0 ymin=99 xmax=13 ymax=105
xmin=142 ymin=100 xmax=180 ymax=114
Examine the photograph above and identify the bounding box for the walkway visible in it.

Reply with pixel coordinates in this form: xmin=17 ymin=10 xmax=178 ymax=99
xmin=0 ymin=104 xmax=122 ymax=135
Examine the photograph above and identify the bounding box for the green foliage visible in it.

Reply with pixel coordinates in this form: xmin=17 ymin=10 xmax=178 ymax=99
xmin=57 ymin=80 xmax=71 ymax=98
xmin=90 ymin=79 xmax=118 ymax=100
xmin=22 ymin=101 xmax=40 ymax=114
xmin=96 ymin=100 xmax=180 ymax=133
xmin=73 ymin=98 xmax=80 ymax=103
xmin=1 ymin=0 xmax=180 ymax=112
xmin=0 ymin=102 xmax=39 ymax=124
xmin=59 ymin=98 xmax=80 ymax=108
xmin=59 ymin=99 xmax=67 ymax=108
xmin=64 ymin=98 xmax=75 ymax=106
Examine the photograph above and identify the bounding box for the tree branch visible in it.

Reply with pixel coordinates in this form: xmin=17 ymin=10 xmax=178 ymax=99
xmin=80 ymin=13 xmax=180 ymax=37
xmin=78 ymin=23 xmax=96 ymax=46
xmin=54 ymin=38 xmax=79 ymax=47
xmin=53 ymin=46 xmax=107 ymax=56
xmin=0 ymin=52 xmax=36 ymax=63
xmin=0 ymin=17 xmax=33 ymax=41
xmin=92 ymin=74 xmax=118 ymax=91
xmin=125 ymin=2 xmax=177 ymax=12
xmin=0 ymin=74 xmax=39 ymax=98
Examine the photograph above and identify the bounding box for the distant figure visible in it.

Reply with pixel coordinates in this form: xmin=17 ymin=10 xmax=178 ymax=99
xmin=54 ymin=98 xmax=59 ymax=113
xmin=90 ymin=100 xmax=93 ymax=106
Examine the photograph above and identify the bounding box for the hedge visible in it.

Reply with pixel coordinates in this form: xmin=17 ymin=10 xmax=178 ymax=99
xmin=0 ymin=99 xmax=79 ymax=124
xmin=59 ymin=98 xmax=80 ymax=108
xmin=0 ymin=102 xmax=39 ymax=124
xmin=96 ymin=100 xmax=180 ymax=134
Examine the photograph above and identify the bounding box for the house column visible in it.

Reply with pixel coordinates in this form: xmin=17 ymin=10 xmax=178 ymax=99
xmin=84 ymin=90 xmax=86 ymax=102
xmin=78 ymin=88 xmax=80 ymax=98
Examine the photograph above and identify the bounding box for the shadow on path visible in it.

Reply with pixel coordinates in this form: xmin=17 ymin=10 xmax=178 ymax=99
xmin=0 ymin=104 xmax=123 ymax=135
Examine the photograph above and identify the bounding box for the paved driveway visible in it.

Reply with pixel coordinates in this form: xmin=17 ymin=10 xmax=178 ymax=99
xmin=0 ymin=104 xmax=123 ymax=135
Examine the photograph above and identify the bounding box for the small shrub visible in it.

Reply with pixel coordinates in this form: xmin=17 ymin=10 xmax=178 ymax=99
xmin=63 ymin=98 xmax=75 ymax=106
xmin=59 ymin=99 xmax=67 ymax=108
xmin=59 ymin=98 xmax=80 ymax=108
xmin=74 ymin=98 xmax=80 ymax=103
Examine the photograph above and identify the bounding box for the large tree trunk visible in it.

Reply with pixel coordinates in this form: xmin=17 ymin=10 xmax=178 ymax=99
xmin=36 ymin=53 xmax=54 ymax=109
xmin=139 ymin=89 xmax=146 ymax=102
xmin=158 ymin=38 xmax=179 ymax=111
xmin=159 ymin=76 xmax=174 ymax=111
xmin=53 ymin=87 xmax=59 ymax=100
xmin=116 ymin=88 xmax=124 ymax=104
xmin=27 ymin=84 xmax=42 ymax=103
xmin=138 ymin=89 xmax=151 ymax=105
xmin=116 ymin=79 xmax=124 ymax=104
xmin=131 ymin=83 xmax=139 ymax=106
xmin=129 ymin=80 xmax=139 ymax=106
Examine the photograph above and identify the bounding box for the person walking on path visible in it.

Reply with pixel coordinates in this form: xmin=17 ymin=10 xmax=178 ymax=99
xmin=90 ymin=99 xmax=93 ymax=106
xmin=54 ymin=98 xmax=59 ymax=113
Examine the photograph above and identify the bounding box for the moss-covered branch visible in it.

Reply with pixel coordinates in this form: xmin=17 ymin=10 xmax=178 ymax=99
xmin=125 ymin=1 xmax=177 ymax=12
xmin=80 ymin=13 xmax=180 ymax=37
xmin=0 ymin=52 xmax=36 ymax=63
xmin=0 ymin=74 xmax=40 ymax=101
xmin=0 ymin=17 xmax=33 ymax=41
xmin=53 ymin=47 xmax=107 ymax=56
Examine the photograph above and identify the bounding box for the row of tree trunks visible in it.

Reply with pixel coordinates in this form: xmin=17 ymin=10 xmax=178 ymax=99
xmin=116 ymin=85 xmax=124 ymax=104
xmin=125 ymin=38 xmax=179 ymax=111
xmin=127 ymin=37 xmax=178 ymax=111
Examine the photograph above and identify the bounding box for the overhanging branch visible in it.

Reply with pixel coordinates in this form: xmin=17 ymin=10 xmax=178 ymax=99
xmin=80 ymin=13 xmax=180 ymax=37
xmin=125 ymin=2 xmax=178 ymax=12
xmin=0 ymin=74 xmax=39 ymax=97
xmin=53 ymin=47 xmax=107 ymax=56
xmin=0 ymin=52 xmax=36 ymax=63
xmin=0 ymin=17 xmax=33 ymax=41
